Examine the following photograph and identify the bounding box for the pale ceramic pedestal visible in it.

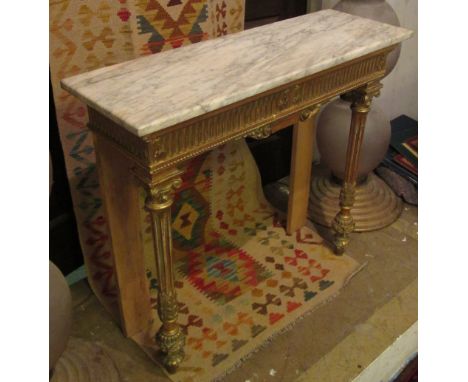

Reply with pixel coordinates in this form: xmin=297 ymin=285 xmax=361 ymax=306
xmin=309 ymin=167 xmax=402 ymax=232
xmin=49 ymin=261 xmax=72 ymax=372
xmin=49 ymin=155 xmax=73 ymax=375
xmin=264 ymin=166 xmax=402 ymax=233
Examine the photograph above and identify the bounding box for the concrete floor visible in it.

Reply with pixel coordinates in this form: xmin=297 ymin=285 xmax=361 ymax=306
xmin=59 ymin=205 xmax=417 ymax=382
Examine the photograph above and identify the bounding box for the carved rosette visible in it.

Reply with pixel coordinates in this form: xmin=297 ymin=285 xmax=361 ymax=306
xmin=278 ymin=84 xmax=302 ymax=111
xmin=246 ymin=124 xmax=272 ymax=140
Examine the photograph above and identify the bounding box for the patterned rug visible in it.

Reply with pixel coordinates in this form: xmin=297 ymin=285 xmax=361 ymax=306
xmin=133 ymin=139 xmax=360 ymax=382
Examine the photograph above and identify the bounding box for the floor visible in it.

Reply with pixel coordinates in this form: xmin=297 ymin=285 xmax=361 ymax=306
xmin=55 ymin=204 xmax=417 ymax=382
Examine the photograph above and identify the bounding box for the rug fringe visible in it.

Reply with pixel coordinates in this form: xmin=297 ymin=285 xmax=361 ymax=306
xmin=211 ymin=261 xmax=368 ymax=382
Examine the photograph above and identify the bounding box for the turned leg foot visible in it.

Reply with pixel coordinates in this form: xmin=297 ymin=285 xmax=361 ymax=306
xmin=155 ymin=291 xmax=185 ymax=372
xmin=332 ymin=184 xmax=356 ymax=255
xmin=156 ymin=323 xmax=185 ymax=373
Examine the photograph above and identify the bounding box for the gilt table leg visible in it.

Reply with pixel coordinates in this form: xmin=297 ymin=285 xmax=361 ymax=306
xmin=332 ymin=82 xmax=382 ymax=254
xmin=144 ymin=171 xmax=185 ymax=373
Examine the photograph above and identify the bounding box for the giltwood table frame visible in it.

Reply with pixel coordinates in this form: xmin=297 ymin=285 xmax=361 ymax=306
xmin=87 ymin=45 xmax=395 ymax=372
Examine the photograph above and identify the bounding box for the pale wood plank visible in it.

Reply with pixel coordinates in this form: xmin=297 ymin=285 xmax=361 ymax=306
xmin=286 ymin=116 xmax=316 ymax=234
xmin=93 ymin=134 xmax=151 ymax=337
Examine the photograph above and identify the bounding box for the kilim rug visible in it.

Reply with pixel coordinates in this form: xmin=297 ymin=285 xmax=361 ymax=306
xmin=133 ymin=139 xmax=360 ymax=382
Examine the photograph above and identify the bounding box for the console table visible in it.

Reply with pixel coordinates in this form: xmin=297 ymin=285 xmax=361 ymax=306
xmin=62 ymin=9 xmax=412 ymax=373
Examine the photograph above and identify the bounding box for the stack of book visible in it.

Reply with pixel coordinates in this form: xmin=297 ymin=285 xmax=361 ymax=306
xmin=382 ymin=115 xmax=418 ymax=186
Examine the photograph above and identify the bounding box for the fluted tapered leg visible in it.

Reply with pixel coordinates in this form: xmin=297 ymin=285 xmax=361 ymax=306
xmin=144 ymin=173 xmax=185 ymax=373
xmin=332 ymin=82 xmax=382 ymax=254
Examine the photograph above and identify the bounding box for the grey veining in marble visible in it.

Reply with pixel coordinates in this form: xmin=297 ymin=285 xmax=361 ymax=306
xmin=61 ymin=10 xmax=413 ymax=137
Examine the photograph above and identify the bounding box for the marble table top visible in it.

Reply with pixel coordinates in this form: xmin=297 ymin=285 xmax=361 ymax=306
xmin=61 ymin=10 xmax=412 ymax=138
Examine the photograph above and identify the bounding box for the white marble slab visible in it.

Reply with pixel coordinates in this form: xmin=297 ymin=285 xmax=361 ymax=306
xmin=61 ymin=9 xmax=412 ymax=137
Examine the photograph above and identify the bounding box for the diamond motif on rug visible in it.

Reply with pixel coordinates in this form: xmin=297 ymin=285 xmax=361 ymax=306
xmin=176 ymin=237 xmax=273 ymax=305
xmin=173 ymin=202 xmax=200 ymax=240
xmin=172 ymin=188 xmax=209 ymax=250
